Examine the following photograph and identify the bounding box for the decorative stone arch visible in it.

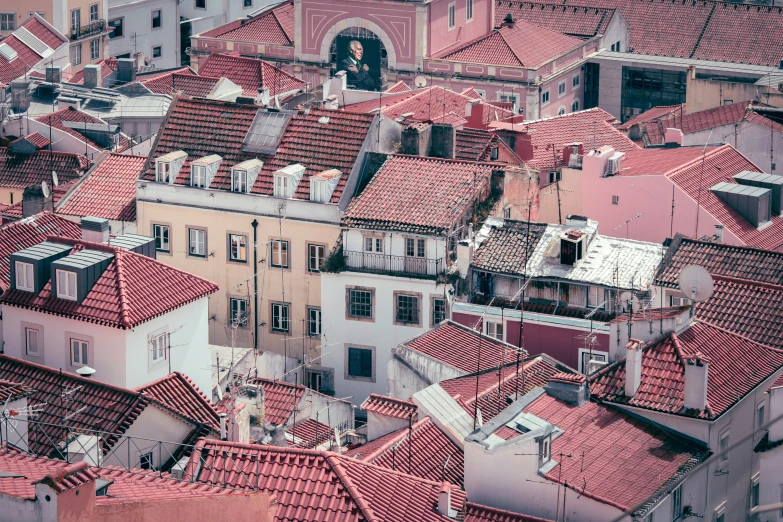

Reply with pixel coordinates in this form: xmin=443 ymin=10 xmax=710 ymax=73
xmin=318 ymin=17 xmax=398 ymax=70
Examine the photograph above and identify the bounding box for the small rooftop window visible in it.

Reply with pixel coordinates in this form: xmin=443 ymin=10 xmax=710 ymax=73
xmin=243 ymin=110 xmax=293 ymax=153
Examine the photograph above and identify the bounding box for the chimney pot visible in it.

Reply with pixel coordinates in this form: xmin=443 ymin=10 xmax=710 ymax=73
xmin=625 ymin=339 xmax=643 ymax=398
xmin=714 ymin=224 xmax=724 ymax=243
xmin=438 ymin=483 xmax=455 ymax=518
xmin=683 ymin=352 xmax=710 ymax=411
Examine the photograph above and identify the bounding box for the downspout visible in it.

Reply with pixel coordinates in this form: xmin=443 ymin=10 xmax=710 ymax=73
xmin=252 ymin=219 xmax=259 ymax=353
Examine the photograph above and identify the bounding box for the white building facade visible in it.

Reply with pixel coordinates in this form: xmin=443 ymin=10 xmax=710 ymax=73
xmin=107 ymin=0 xmax=179 ymax=68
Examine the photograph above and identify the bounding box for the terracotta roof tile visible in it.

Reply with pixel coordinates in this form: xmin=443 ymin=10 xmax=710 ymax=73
xmin=0 ymin=147 xmax=86 ymax=189
xmin=19 ymin=16 xmax=67 ymax=49
xmin=287 ymin=418 xmax=335 ymax=449
xmin=251 ymin=378 xmax=304 ymax=425
xmin=589 ymin=321 xmax=783 ymax=419
xmin=137 ymin=372 xmax=220 ymax=433
xmin=1 ymin=237 xmax=219 ymax=329
xmin=34 ymin=461 xmax=98 ymax=493
xmin=341 ymin=155 xmax=495 ymax=235
xmin=0 ymin=35 xmax=43 ymax=85
xmin=617 ymin=104 xmax=685 ymax=131
xmin=642 ymin=101 xmax=752 ymax=145
xmin=199 ymin=53 xmax=306 ymax=97
xmin=385 ymin=80 xmax=411 ymax=93
xmin=463 ymin=503 xmax=553 ymax=522
xmin=471 ymin=220 xmax=548 ymax=275
xmin=34 ymin=107 xmax=130 ymax=151
xmin=494 ymin=1 xmax=613 ymax=38
xmin=140 ymin=70 xmax=217 ymax=97
xmin=21 ymin=132 xmax=52 ymax=149
xmin=0 ymin=379 xmax=34 ymax=403
xmin=439 ymin=21 xmax=583 ymax=68
xmin=57 ymin=153 xmax=146 ymax=221
xmin=202 ymin=2 xmax=294 ymax=45
xmin=0 ymin=181 xmax=75 ymax=221
xmin=361 ymin=394 xmax=417 ymax=420
xmin=455 ymin=128 xmax=497 ymax=161
xmin=0 ymin=213 xmax=81 ymax=292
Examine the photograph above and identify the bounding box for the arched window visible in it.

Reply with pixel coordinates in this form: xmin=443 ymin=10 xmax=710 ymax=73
xmin=557 ymin=106 xmax=566 ymax=116
xmin=571 ymin=99 xmax=580 ymax=112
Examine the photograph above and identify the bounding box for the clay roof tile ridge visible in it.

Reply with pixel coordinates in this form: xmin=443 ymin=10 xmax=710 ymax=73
xmin=323 ymin=454 xmax=379 ymax=522
xmin=113 ymin=248 xmax=133 ymax=329
xmin=361 ymin=417 xmax=432 ymax=462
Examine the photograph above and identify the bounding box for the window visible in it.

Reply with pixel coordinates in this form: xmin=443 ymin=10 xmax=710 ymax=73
xmin=581 ymin=351 xmax=608 ymax=374
xmin=108 ymin=18 xmax=123 ymax=38
xmin=348 ymin=289 xmax=372 ymax=318
xmin=231 ymin=169 xmax=248 ymax=192
xmin=587 ymin=286 xmax=602 ymax=307
xmin=152 ymin=46 xmax=161 ymax=58
xmin=56 ymin=270 xmax=77 ymax=300
xmin=548 ymin=170 xmax=561 ymax=184
xmin=670 ymin=296 xmax=688 ymax=306
xmin=406 ymin=237 xmax=425 ymax=258
xmin=308 ymin=244 xmax=325 ymax=272
xmin=719 ymin=430 xmax=729 ymax=466
xmin=15 ymin=261 xmax=34 ymax=291
xmin=612 ymin=195 xmax=619 ymax=205
xmin=150 ymin=332 xmax=166 ymax=362
xmin=155 ymin=161 xmax=171 ymax=183
xmin=308 ymin=307 xmax=321 ymax=336
xmin=71 ymin=9 xmax=80 ymax=32
xmin=271 ymin=240 xmax=289 ymax=268
xmin=195 ymin=0 xmax=206 ymax=8
xmin=152 ymin=9 xmax=161 ymax=28
xmin=139 ymin=452 xmax=153 ymax=470
xmin=671 ymin=485 xmax=682 ymax=520
xmin=723 ymin=99 xmax=733 ymax=106
xmin=71 ymin=43 xmax=82 ymax=66
xmin=542 ymin=90 xmax=550 ymax=105
xmin=244 ymin=0 xmax=252 ymax=6
xmin=229 ymin=234 xmax=247 ymax=262
xmin=540 ymin=436 xmax=550 ymax=463
xmin=153 ymin=224 xmax=170 ymax=252
xmin=615 ymin=41 xmax=620 ymax=52
xmin=70 ymin=339 xmax=88 ymax=366
xmin=448 ymin=3 xmax=456 ymax=29
xmin=395 ymin=294 xmax=420 ymax=325
xmin=557 ymin=106 xmax=566 ymax=116
xmin=432 ymin=297 xmax=447 ymax=325
xmin=188 ymin=228 xmax=206 ymax=257
xmin=498 ymin=92 xmax=519 ymax=110
xmin=311 ymin=179 xmax=330 ymax=202
xmin=558 ymin=81 xmax=566 ymax=97
xmin=364 ymin=237 xmax=383 ymax=253
xmin=571 ymin=99 xmax=580 ymax=112
xmin=230 ymin=298 xmax=248 ymax=327
xmin=490 ymin=147 xmax=499 ymax=161
xmin=274 ymin=174 xmax=292 ymax=198
xmin=90 ymin=38 xmax=99 ymax=60
xmin=485 ymin=321 xmax=503 ymax=341
xmin=466 ymin=0 xmax=473 ymax=20
xmin=0 ymin=13 xmax=15 ymax=31
xmin=751 ymin=479 xmax=760 ymax=509
xmin=191 ymin=166 xmax=207 ymax=187
xmin=89 ymin=3 xmax=98 ymax=22
xmin=25 ymin=328 xmax=40 ymax=356
xmin=348 ymin=347 xmax=372 ymax=378
xmin=271 ymin=303 xmax=289 ymax=332
xmin=572 ymin=74 xmax=580 ymax=88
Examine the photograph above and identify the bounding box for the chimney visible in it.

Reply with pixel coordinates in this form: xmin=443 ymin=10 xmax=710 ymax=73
xmin=45 ymin=65 xmax=62 ymax=84
xmin=543 ymin=373 xmax=588 ymax=407
xmin=401 ymin=123 xmax=432 ymax=156
xmin=10 ymin=79 xmax=31 ymax=113
xmin=324 ymin=94 xmax=339 ymax=110
xmin=502 ymin=13 xmax=515 ymax=28
xmin=562 ymin=142 xmax=584 ymax=168
xmin=683 ymin=352 xmax=710 ymax=411
xmin=438 ymin=483 xmax=456 ymax=518
xmin=663 ymin=128 xmax=684 ymax=147
xmin=22 ymin=185 xmax=53 ymax=218
xmin=82 ymin=64 xmax=101 ymax=89
xmin=430 ymin=123 xmax=456 ymax=159
xmin=219 ymin=412 xmax=228 ymax=440
xmin=257 ymin=86 xmax=270 ymax=106
xmin=80 ymin=216 xmax=110 ymax=243
xmin=625 ymin=338 xmax=643 ymax=398
xmin=714 ymin=224 xmax=724 ymax=243
xmin=115 ymin=58 xmax=136 ymax=84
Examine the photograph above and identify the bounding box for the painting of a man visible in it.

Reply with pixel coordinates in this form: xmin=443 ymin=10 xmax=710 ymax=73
xmin=338 ymin=40 xmax=376 ymax=91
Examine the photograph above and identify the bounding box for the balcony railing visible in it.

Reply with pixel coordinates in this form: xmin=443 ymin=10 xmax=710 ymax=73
xmin=71 ymin=19 xmax=106 ymax=40
xmin=344 ymin=250 xmax=442 ymax=279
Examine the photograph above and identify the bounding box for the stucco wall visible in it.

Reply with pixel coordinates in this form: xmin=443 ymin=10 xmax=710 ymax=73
xmin=108 ymin=0 xmax=178 ymax=67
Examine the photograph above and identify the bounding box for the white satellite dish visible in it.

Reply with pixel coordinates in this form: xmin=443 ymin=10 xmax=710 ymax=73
xmin=41 ymin=181 xmax=50 ymax=198
xmin=414 ymin=75 xmax=427 ymax=88
xmin=678 ymin=265 xmax=714 ymax=302
xmin=52 ymin=171 xmax=59 ymax=186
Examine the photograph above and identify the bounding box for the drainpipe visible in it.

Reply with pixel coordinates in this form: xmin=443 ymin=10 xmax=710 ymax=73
xmin=252 ymin=219 xmax=259 ymax=353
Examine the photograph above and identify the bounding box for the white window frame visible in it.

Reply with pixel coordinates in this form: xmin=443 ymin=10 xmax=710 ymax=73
xmin=25 ymin=328 xmax=40 ymax=356
xmin=90 ymin=38 xmax=99 ymax=60
xmin=70 ymin=338 xmax=89 ymax=366
xmin=587 ymin=286 xmax=603 ymax=308
xmin=466 ymin=0 xmax=474 ymax=21
xmin=71 ymin=8 xmax=80 ymax=32
xmin=274 ymin=173 xmax=292 ymax=198
xmin=231 ymin=169 xmax=247 ymax=193
xmin=311 ymin=179 xmax=329 ymax=202
xmin=56 ymin=270 xmax=77 ymax=301
xmin=271 ymin=239 xmax=289 ymax=268
xmin=271 ymin=302 xmax=290 ymax=332
xmin=671 ymin=485 xmax=682 ymax=520
xmin=579 ymin=348 xmax=608 ymax=374
xmin=71 ymin=43 xmax=82 ymax=66
xmin=541 ymin=89 xmax=550 ymax=106
xmin=15 ymin=261 xmax=34 ymax=291
xmin=557 ymin=106 xmax=566 ymax=116
xmin=229 ymin=233 xmax=247 ymax=262
xmin=230 ymin=298 xmax=248 ymax=327
xmin=571 ymin=99 xmax=580 ymax=113
xmin=308 ymin=244 xmax=325 ymax=272
xmin=139 ymin=451 xmax=153 ymax=470
xmin=151 ymin=9 xmax=161 ymax=29
xmin=751 ymin=474 xmax=760 ymax=509
xmin=191 ymin=165 xmax=207 ymax=188
xmin=153 ymin=224 xmax=170 ymax=252
xmin=0 ymin=13 xmax=15 ymax=31
xmin=718 ymin=429 xmax=730 ymax=468
xmin=496 ymin=91 xmax=519 ymax=111
xmin=155 ymin=161 xmax=171 ymax=183
xmin=557 ymin=80 xmax=566 ymax=98
xmin=308 ymin=307 xmax=321 ymax=336
xmin=448 ymin=3 xmax=456 ymax=30
xmin=108 ymin=17 xmax=123 ymax=38
xmin=364 ymin=236 xmax=383 ymax=253
xmin=432 ymin=297 xmax=447 ymax=325
xmin=188 ymin=228 xmax=206 ymax=257
xmin=150 ymin=331 xmax=166 ymax=363
xmin=758 ymin=401 xmax=766 ymax=429
xmin=485 ymin=321 xmax=503 ymax=341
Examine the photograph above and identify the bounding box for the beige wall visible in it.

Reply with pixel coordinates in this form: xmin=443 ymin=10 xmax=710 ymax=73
xmin=137 ymin=200 xmax=340 ymax=360
xmin=686 ymin=68 xmax=783 ymax=113
xmin=0 ymin=1 xmax=51 ymax=37
xmin=537 ymin=167 xmax=583 ymax=225
xmin=0 ymin=188 xmax=22 ymax=206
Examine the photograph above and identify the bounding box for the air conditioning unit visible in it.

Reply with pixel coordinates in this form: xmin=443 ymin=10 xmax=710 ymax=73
xmin=605 ymin=152 xmax=625 ymax=176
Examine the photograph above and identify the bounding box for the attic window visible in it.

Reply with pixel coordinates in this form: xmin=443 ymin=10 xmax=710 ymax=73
xmin=243 ymin=110 xmax=292 ymax=153
xmin=56 ymin=269 xmax=77 ymax=301
xmin=274 ymin=173 xmax=293 ymax=198
xmin=490 ymin=147 xmax=499 ymax=161
xmin=232 ymin=170 xmax=248 ymax=193
xmin=15 ymin=261 xmax=34 ymax=292
xmin=191 ymin=166 xmax=207 ymax=188
xmin=156 ymin=161 xmax=171 ymax=183
xmin=540 ymin=435 xmax=551 ymax=464
xmin=311 ymin=179 xmax=329 ymax=203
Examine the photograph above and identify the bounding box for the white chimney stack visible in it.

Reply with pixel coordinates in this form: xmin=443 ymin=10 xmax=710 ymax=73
xmin=438 ymin=483 xmax=456 ymax=518
xmin=625 ymin=339 xmax=644 ymax=397
xmin=219 ymin=412 xmax=228 ymax=440
xmin=683 ymin=352 xmax=710 ymax=411
xmin=714 ymin=224 xmax=724 ymax=243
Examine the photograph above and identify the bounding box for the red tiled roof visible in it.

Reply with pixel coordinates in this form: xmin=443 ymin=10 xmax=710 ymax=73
xmin=769 ymin=373 xmax=783 ymax=391
xmin=455 ymin=128 xmax=496 ymax=161
xmin=142 ymin=98 xmax=373 ymax=203
xmin=616 ymin=144 xmax=724 ymax=176
xmin=288 ymin=418 xmax=335 ymax=449
xmin=464 ymin=503 xmax=553 ymax=522
xmin=590 ymin=321 xmax=783 ymax=419
xmin=201 ymin=2 xmax=294 ymax=45
xmin=251 ymin=378 xmax=305 ymax=425
xmin=471 ymin=220 xmax=548 ymax=275
xmin=642 ymin=101 xmax=753 ymax=145
xmin=342 ymin=155 xmax=495 ymax=235
xmin=385 ymin=80 xmax=411 ymax=93
xmin=401 ymin=321 xmax=526 ymax=374
xmin=494 ymin=1 xmax=613 ymax=38
xmin=346 ymin=417 xmax=464 ymax=487
xmin=19 ymin=16 xmax=67 ymax=49
xmin=0 ymin=181 xmax=76 ymax=221
xmin=361 ymin=394 xmax=417 ymax=420
xmin=140 ymin=70 xmax=216 ymax=97
xmin=187 ymin=438 xmax=468 ymax=522
xmin=22 ymin=132 xmax=52 ymax=149
xmin=68 ymin=58 xmax=118 ymax=85
xmin=617 ymin=104 xmax=685 ymax=131
xmin=0 ymin=147 xmax=87 ymax=189
xmin=199 ymin=53 xmax=306 ymax=97
xmin=0 ymin=354 xmax=148 ymax=455
xmin=524 ymin=393 xmax=707 ymax=512
xmin=439 ymin=21 xmax=583 ymax=68
xmin=35 ymin=461 xmax=98 ymax=493
xmin=35 ymin=107 xmax=130 ymax=151
xmin=137 ymin=372 xmax=220 ymax=433
xmin=1 ymin=237 xmax=219 ymax=329
xmin=0 ymin=212 xmax=81 ymax=292
xmin=56 ymin=153 xmax=145 ymax=222
xmin=0 ymin=35 xmax=43 ymax=85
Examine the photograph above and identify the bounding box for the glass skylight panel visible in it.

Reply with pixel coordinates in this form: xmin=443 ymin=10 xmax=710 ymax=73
xmin=243 ymin=110 xmax=293 ymax=153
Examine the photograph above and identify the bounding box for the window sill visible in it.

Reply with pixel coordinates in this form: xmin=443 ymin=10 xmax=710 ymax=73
xmin=228 ymin=259 xmax=248 ymax=265
xmin=345 ymin=374 xmax=375 ymax=383
xmin=346 ymin=315 xmax=375 ymax=323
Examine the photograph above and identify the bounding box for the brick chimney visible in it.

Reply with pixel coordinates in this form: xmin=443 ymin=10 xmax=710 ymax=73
xmin=22 ymin=185 xmax=53 ymax=218
xmin=625 ymin=338 xmax=643 ymax=397
xmin=83 ymin=64 xmax=101 ymax=89
xmin=401 ymin=123 xmax=432 ymax=156
xmin=430 ymin=123 xmax=456 ymax=159
xmin=683 ymin=352 xmax=710 ymax=411
xmin=544 ymin=372 xmax=588 ymax=406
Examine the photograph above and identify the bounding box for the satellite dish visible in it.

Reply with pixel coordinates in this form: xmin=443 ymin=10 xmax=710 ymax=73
xmin=52 ymin=171 xmax=59 ymax=186
xmin=414 ymin=75 xmax=427 ymax=88
xmin=41 ymin=181 xmax=50 ymax=198
xmin=678 ymin=265 xmax=714 ymax=302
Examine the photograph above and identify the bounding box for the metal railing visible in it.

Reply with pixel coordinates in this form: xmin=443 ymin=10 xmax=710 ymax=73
xmin=344 ymin=250 xmax=442 ymax=279
xmin=70 ymin=20 xmax=106 ymax=41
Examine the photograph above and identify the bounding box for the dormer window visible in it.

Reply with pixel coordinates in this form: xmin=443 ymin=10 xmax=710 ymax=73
xmin=155 ymin=150 xmax=188 ymax=184
xmin=191 ymin=165 xmax=207 ymax=188
xmin=274 ymin=173 xmax=293 ymax=198
xmin=15 ymin=261 xmax=34 ymax=292
xmin=156 ymin=161 xmax=171 ymax=183
xmin=232 ymin=170 xmax=248 ymax=193
xmin=311 ymin=179 xmax=329 ymax=203
xmin=55 ymin=269 xmax=77 ymax=301
xmin=309 ymin=168 xmax=340 ymax=203
xmin=540 ymin=434 xmax=551 ymax=465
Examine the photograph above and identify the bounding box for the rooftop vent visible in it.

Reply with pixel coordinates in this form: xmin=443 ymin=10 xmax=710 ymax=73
xmin=0 ymin=43 xmax=18 ymax=62
xmin=733 ymin=171 xmax=783 ymax=215
xmin=559 ymin=230 xmax=585 ymax=265
xmin=81 ymin=216 xmax=110 ymax=243
xmin=710 ymin=182 xmax=771 ymax=227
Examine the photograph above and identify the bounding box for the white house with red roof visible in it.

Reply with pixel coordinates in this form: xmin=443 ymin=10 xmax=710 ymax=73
xmin=0 ymin=225 xmax=218 ymax=393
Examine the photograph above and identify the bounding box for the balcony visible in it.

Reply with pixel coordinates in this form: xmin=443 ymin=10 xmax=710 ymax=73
xmin=344 ymin=250 xmax=442 ymax=280
xmin=70 ymin=20 xmax=106 ymax=41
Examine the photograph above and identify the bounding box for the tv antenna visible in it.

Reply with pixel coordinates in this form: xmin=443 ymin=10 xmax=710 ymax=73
xmin=41 ymin=181 xmax=50 ymax=198
xmin=678 ymin=265 xmax=714 ymax=316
